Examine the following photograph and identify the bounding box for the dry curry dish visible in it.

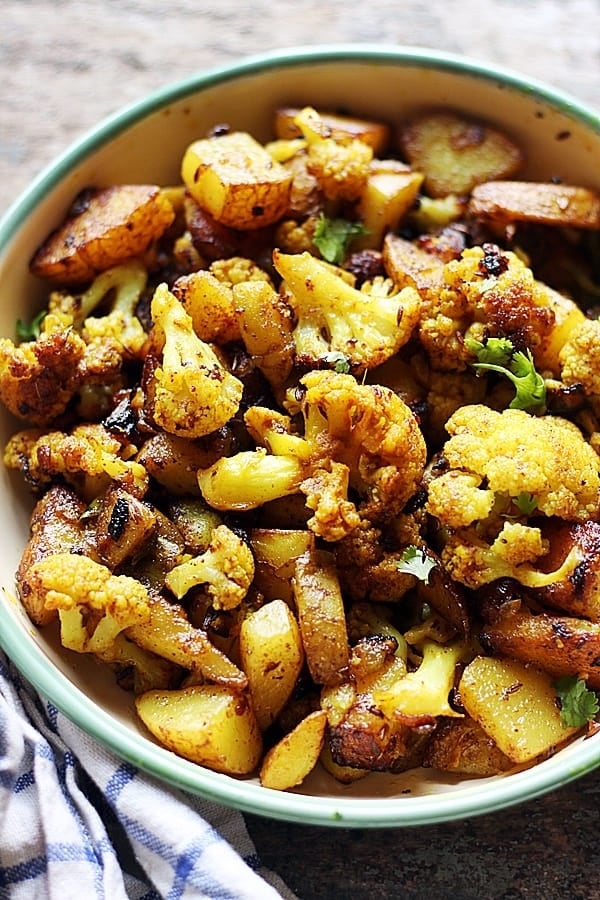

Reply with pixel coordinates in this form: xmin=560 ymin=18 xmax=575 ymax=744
xmin=3 ymin=105 xmax=600 ymax=791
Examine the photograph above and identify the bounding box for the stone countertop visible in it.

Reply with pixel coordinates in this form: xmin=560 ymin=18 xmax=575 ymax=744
xmin=2 ymin=3 xmax=600 ymax=898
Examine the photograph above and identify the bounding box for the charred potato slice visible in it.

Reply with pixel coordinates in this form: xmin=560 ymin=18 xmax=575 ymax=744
xmin=136 ymin=684 xmax=262 ymax=775
xmin=469 ymin=180 xmax=600 ymax=228
xmin=181 ymin=131 xmax=293 ymax=229
xmin=479 ymin=606 xmax=600 ymax=688
xmin=95 ymin=487 xmax=157 ymax=569
xmin=293 ymin=548 xmax=350 ymax=686
xmin=398 ymin=111 xmax=524 ymax=198
xmin=533 ymin=520 xmax=600 ymax=621
xmin=424 ymin=715 xmax=513 ymax=776
xmin=30 ymin=185 xmax=175 ymax=284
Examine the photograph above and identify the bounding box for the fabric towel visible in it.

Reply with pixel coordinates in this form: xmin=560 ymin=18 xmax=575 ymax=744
xmin=0 ymin=650 xmax=296 ymax=899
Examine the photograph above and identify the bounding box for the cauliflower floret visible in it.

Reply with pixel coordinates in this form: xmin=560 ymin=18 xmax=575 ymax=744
xmin=374 ymin=638 xmax=467 ymax=718
xmin=274 ymin=216 xmax=319 ymax=255
xmin=26 ymin=552 xmax=151 ymax=654
xmin=4 ymin=423 xmax=148 ymax=500
xmin=146 ymin=283 xmax=243 ymax=438
xmin=559 ymin=318 xmax=600 ymax=396
xmin=427 ymin=471 xmax=496 ymax=529
xmin=417 ymin=244 xmax=582 ymax=373
xmin=273 ymin=249 xmax=421 ymax=372
xmin=441 ymin=521 xmax=584 ymax=590
xmin=197 ymin=370 xmax=427 ymax=540
xmin=0 ymin=315 xmax=86 ymax=425
xmin=165 ymin=524 xmax=254 ymax=610
xmin=293 ymin=106 xmax=373 ymax=202
xmin=428 ymin=404 xmax=600 ymax=522
xmin=173 ymin=257 xmax=273 ymax=345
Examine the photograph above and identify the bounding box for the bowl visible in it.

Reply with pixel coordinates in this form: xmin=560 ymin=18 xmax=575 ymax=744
xmin=1 ymin=44 xmax=600 ymax=828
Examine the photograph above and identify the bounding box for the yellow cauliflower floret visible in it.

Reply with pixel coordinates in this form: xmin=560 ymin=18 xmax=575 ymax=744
xmin=559 ymin=318 xmax=600 ymax=396
xmin=418 ymin=244 xmax=580 ymax=373
xmin=209 ymin=256 xmax=273 ymax=288
xmin=4 ymin=423 xmax=148 ymax=499
xmin=147 ymin=283 xmax=243 ymax=437
xmin=274 ymin=216 xmax=319 ymax=254
xmin=428 ymin=404 xmax=600 ymax=522
xmin=165 ymin=524 xmax=255 ymax=610
xmin=26 ymin=552 xmax=150 ymax=654
xmin=301 ymin=461 xmax=362 ymax=541
xmin=0 ymin=318 xmax=85 ymax=425
xmin=426 ymin=471 xmax=495 ymax=528
xmin=274 ymin=249 xmax=421 ymax=372
xmin=306 ymin=137 xmax=373 ymax=201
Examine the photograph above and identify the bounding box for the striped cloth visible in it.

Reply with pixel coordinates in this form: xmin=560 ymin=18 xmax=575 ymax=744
xmin=0 ymin=651 xmax=296 ymax=900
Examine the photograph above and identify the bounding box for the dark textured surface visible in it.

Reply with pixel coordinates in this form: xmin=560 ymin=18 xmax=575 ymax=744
xmin=2 ymin=3 xmax=600 ymax=898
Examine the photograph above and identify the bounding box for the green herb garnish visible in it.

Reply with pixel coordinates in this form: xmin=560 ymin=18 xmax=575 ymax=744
xmin=313 ymin=214 xmax=368 ymax=264
xmin=465 ymin=336 xmax=546 ymax=412
xmin=554 ymin=676 xmax=599 ymax=728
xmin=397 ymin=545 xmax=437 ymax=584
xmin=323 ymin=351 xmax=351 ymax=374
xmin=514 ymin=492 xmax=538 ymax=516
xmin=16 ymin=309 xmax=47 ymax=343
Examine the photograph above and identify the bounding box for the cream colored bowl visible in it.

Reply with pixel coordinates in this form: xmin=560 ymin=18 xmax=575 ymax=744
xmin=1 ymin=45 xmax=599 ymax=827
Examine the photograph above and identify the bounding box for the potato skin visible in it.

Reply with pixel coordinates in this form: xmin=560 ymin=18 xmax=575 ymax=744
xmin=30 ymin=185 xmax=175 ymax=284
xmin=469 ymin=181 xmax=600 ymax=228
xmin=424 ymin=715 xmax=513 ymax=776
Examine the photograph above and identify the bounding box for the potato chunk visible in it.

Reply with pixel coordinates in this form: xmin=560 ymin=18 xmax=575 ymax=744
xmin=30 ymin=185 xmax=175 ymax=284
xmin=469 ymin=180 xmax=600 ymax=228
xmin=399 ymin=112 xmax=523 ymax=197
xmin=459 ymin=656 xmax=580 ymax=763
xmin=260 ymin=709 xmax=327 ymax=790
xmin=135 ymin=684 xmax=262 ymax=775
xmin=274 ymin=106 xmax=391 ymax=153
xmin=181 ymin=131 xmax=293 ymax=229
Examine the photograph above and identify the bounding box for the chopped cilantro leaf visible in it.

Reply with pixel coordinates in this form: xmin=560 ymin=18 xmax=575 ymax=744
xmin=515 ymin=492 xmax=538 ymax=515
xmin=313 ymin=213 xmax=368 ymax=264
xmin=554 ymin=675 xmax=599 ymax=728
xmin=465 ymin=336 xmax=546 ymax=412
xmin=397 ymin=545 xmax=437 ymax=584
xmin=323 ymin=351 xmax=351 ymax=374
xmin=16 ymin=309 xmax=47 ymax=343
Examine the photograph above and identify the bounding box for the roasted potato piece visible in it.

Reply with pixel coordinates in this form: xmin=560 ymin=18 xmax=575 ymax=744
xmin=30 ymin=185 xmax=175 ymax=284
xmin=16 ymin=485 xmax=92 ymax=625
xmin=167 ymin=497 xmax=222 ymax=555
xmin=355 ymin=160 xmax=424 ymax=250
xmin=459 ymin=656 xmax=580 ymax=763
xmin=424 ymin=715 xmax=513 ymax=776
xmin=532 ymin=520 xmax=600 ymax=621
xmin=274 ymin=107 xmax=391 ymax=154
xmin=181 ymin=132 xmax=293 ymax=230
xmin=240 ymin=598 xmax=305 ymax=731
xmin=328 ymin=700 xmax=434 ymax=773
xmin=469 ymin=180 xmax=600 ymax=228
xmin=398 ymin=111 xmax=524 ymax=198
xmin=260 ymin=709 xmax=327 ymax=790
xmin=479 ymin=605 xmax=600 ymax=689
xmin=250 ymin=528 xmax=313 ymax=605
xmin=293 ymin=548 xmax=350 ymax=686
xmin=382 ymin=233 xmax=445 ymax=299
xmin=127 ymin=595 xmax=247 ymax=690
xmin=137 ymin=432 xmax=227 ymax=496
xmin=319 ymin=742 xmax=369 ymax=784
xmin=135 ymin=684 xmax=262 ymax=775
xmin=94 ymin=487 xmax=157 ymax=569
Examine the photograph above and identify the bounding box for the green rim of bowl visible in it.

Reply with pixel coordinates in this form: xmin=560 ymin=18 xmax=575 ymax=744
xmin=1 ymin=44 xmax=600 ymax=828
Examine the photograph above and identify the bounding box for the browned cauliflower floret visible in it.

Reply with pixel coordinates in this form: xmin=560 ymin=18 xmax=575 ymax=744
xmin=426 ymin=404 xmax=600 ymax=589
xmin=26 ymin=552 xmax=151 ymax=654
xmin=273 ymin=249 xmax=421 ymax=373
xmin=416 ymin=244 xmax=583 ymax=373
xmin=165 ymin=524 xmax=255 ymax=610
xmin=273 ymin=215 xmax=320 ymax=255
xmin=428 ymin=404 xmax=600 ymax=522
xmin=559 ymin=318 xmax=600 ymax=396
xmin=197 ymin=370 xmax=427 ymax=541
xmin=293 ymin=106 xmax=373 ymax=202
xmin=4 ymin=423 xmax=148 ymax=500
xmin=145 ymin=283 xmax=243 ymax=438
xmin=0 ymin=315 xmax=86 ymax=425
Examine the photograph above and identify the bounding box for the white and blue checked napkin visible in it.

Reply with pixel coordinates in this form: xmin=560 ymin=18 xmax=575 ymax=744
xmin=0 ymin=650 xmax=297 ymax=899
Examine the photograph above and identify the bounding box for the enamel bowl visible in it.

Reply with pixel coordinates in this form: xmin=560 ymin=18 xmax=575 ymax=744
xmin=1 ymin=45 xmax=599 ymax=827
